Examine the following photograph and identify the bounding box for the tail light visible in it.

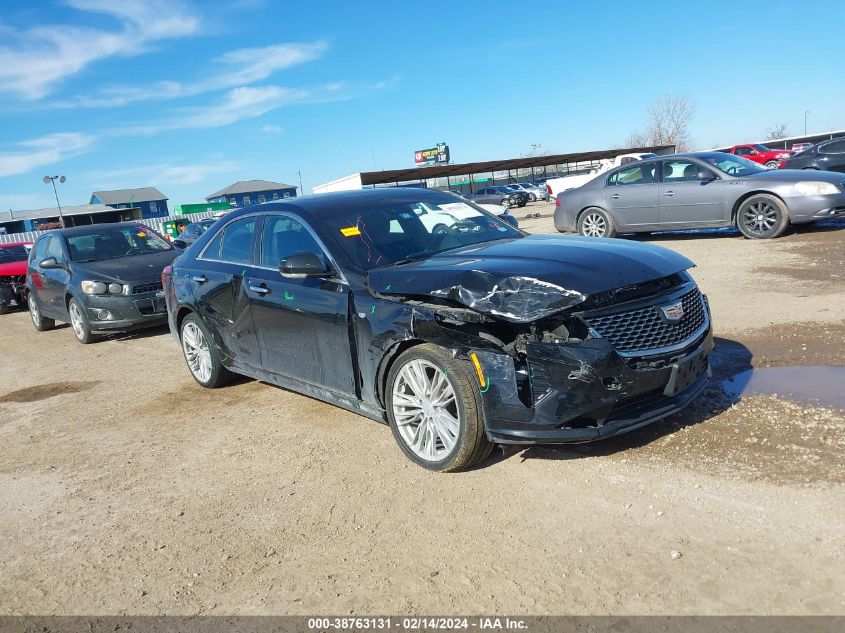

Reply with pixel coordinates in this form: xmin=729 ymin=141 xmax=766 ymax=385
xmin=546 ymin=184 xmax=552 ymax=196
xmin=161 ymin=265 xmax=173 ymax=287
xmin=555 ymin=197 xmax=561 ymax=207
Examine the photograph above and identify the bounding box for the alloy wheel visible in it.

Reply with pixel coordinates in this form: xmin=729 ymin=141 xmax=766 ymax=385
xmin=391 ymin=359 xmax=460 ymax=462
xmin=182 ymin=321 xmax=213 ymax=383
xmin=69 ymin=302 xmax=85 ymax=340
xmin=581 ymin=212 xmax=607 ymax=237
xmin=741 ymin=201 xmax=778 ymax=235
xmin=29 ymin=296 xmax=40 ymax=328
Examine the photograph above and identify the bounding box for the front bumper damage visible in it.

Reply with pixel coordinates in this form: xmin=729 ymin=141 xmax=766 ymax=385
xmin=472 ymin=330 xmax=712 ymax=444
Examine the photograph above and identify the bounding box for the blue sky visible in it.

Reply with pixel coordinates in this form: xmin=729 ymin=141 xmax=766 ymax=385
xmin=1 ymin=0 xmax=844 ymax=211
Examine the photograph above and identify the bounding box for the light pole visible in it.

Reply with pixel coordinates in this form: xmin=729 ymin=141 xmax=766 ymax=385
xmin=42 ymin=175 xmax=66 ymax=227
xmin=804 ymin=110 xmax=810 ymax=135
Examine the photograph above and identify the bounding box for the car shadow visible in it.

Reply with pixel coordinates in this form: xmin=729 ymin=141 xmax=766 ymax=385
xmin=490 ymin=336 xmax=753 ymax=467
xmin=101 ymin=323 xmax=171 ymax=342
xmin=620 ymin=217 xmax=844 ymax=242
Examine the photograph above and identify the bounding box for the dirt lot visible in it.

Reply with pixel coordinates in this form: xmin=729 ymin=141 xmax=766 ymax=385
xmin=1 ymin=209 xmax=843 ymax=616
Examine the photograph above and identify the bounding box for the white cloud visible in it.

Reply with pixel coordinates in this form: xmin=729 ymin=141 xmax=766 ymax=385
xmin=0 ymin=0 xmax=200 ymax=100
xmin=66 ymin=41 xmax=329 ymax=108
xmin=86 ymin=160 xmax=240 ymax=188
xmin=262 ymin=125 xmax=283 ymax=134
xmin=116 ymin=83 xmax=348 ymax=135
xmin=0 ymin=133 xmax=95 ymax=178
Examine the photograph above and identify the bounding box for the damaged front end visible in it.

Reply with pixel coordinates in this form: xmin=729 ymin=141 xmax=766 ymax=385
xmin=370 ymin=266 xmax=712 ymax=445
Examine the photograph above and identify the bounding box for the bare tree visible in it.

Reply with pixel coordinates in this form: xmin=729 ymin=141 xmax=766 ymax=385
xmin=627 ymin=94 xmax=695 ymax=151
xmin=765 ymin=123 xmax=788 ymax=141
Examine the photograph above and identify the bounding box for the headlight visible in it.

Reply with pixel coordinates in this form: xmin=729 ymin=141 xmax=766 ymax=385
xmin=81 ymin=281 xmax=108 ymax=295
xmin=108 ymin=283 xmax=125 ymax=295
xmin=794 ymin=181 xmax=839 ymax=196
xmin=778 ymin=153 xmax=789 ymax=158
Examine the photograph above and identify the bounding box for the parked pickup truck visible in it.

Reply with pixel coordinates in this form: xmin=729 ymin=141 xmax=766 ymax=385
xmin=545 ymin=152 xmax=657 ymax=199
xmin=725 ymin=144 xmax=792 ymax=169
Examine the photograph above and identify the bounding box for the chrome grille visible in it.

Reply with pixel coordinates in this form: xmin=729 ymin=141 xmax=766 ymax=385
xmin=132 ymin=281 xmax=163 ymax=295
xmin=584 ymin=287 xmax=707 ymax=355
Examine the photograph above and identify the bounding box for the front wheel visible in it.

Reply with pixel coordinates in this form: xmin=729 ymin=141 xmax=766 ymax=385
xmin=736 ymin=194 xmax=789 ymax=239
xmin=28 ymin=294 xmax=55 ymax=331
xmin=68 ymin=298 xmax=98 ymax=344
xmin=501 ymin=199 xmax=511 ymax=210
xmin=180 ymin=313 xmax=232 ymax=388
xmin=386 ymin=344 xmax=493 ymax=472
xmin=577 ymin=208 xmax=617 ymax=238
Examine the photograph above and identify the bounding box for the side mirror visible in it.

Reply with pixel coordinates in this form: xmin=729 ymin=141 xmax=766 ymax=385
xmin=173 ymin=240 xmax=187 ymax=249
xmin=280 ymin=252 xmax=332 ymax=279
xmin=39 ymin=257 xmax=61 ymax=269
xmin=698 ymin=170 xmax=717 ymax=182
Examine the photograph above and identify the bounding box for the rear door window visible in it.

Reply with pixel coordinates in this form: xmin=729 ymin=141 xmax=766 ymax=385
xmin=608 ymin=163 xmax=657 ymax=186
xmin=202 ymin=217 xmax=257 ymax=264
xmin=820 ymin=139 xmax=845 ymax=154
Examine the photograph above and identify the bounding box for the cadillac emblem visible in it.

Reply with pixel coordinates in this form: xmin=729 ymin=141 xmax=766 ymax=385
xmin=659 ymin=302 xmax=685 ymax=323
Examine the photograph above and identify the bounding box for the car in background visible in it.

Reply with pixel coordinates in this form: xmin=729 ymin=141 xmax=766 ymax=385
xmin=164 ymin=188 xmax=711 ymax=472
xmin=779 ymin=137 xmax=845 ymax=173
xmin=0 ymin=242 xmax=32 ymax=314
xmin=426 ymin=195 xmax=518 ymax=228
xmin=555 ymin=152 xmax=845 ymax=240
xmin=545 ymin=153 xmax=657 ymax=199
xmin=26 ymin=223 xmax=180 ymax=343
xmin=506 ymin=182 xmax=547 ymax=201
xmin=468 ymin=186 xmax=527 ymax=209
xmin=725 ymin=144 xmax=792 ymax=169
xmin=790 ymin=142 xmax=814 ymax=154
xmin=173 ymin=219 xmax=217 ymax=249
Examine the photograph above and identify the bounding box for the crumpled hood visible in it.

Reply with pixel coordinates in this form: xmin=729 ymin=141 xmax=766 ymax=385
xmin=368 ymin=235 xmax=694 ymax=322
xmin=72 ymin=250 xmax=179 ymax=283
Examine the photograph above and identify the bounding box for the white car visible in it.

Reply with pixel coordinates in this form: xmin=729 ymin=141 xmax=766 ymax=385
xmin=506 ymin=183 xmax=547 ymax=201
xmin=545 ymin=152 xmax=657 ymax=199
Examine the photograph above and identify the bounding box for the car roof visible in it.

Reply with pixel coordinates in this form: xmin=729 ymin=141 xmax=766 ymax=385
xmin=53 ymin=221 xmax=152 ymax=237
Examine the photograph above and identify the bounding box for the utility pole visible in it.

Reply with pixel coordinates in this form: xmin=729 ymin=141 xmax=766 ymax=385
xmin=42 ymin=175 xmax=66 ymax=227
xmin=297 ymin=171 xmax=303 ymax=196
xmin=804 ymin=110 xmax=810 ymax=135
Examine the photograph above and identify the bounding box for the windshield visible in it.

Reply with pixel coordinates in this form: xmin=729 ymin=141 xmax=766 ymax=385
xmin=753 ymin=144 xmax=770 ymax=152
xmin=325 ymin=193 xmax=522 ymax=271
xmin=0 ymin=244 xmax=29 ymax=264
xmin=697 ymin=152 xmax=765 ymax=177
xmin=67 ymin=224 xmax=173 ymax=262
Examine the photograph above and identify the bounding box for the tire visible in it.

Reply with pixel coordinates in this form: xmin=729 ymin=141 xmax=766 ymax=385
xmin=529 ymin=193 xmax=537 ymax=202
xmin=0 ymin=303 xmax=8 ymax=315
xmin=68 ymin=297 xmax=98 ymax=344
xmin=501 ymin=199 xmax=511 ymax=210
xmin=386 ymin=343 xmax=492 ymax=472
xmin=764 ymin=160 xmax=779 ymax=169
xmin=180 ymin=313 xmax=233 ymax=388
xmin=577 ymin=207 xmax=617 ymax=238
xmin=28 ymin=294 xmax=55 ymax=331
xmin=736 ymin=194 xmax=789 ymax=239
xmin=431 ymin=223 xmax=449 ymax=236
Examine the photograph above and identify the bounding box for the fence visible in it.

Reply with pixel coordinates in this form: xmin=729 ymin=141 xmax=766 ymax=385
xmin=0 ymin=211 xmax=219 ymax=245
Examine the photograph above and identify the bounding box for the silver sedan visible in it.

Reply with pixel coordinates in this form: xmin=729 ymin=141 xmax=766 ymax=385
xmin=554 ymin=152 xmax=845 ymax=239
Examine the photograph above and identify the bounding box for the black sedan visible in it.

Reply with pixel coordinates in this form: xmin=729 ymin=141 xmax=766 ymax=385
xmin=164 ymin=189 xmax=712 ymax=471
xmin=27 ymin=223 xmax=179 ymax=343
xmin=779 ymin=137 xmax=845 ymax=172
xmin=468 ymin=186 xmax=528 ymax=209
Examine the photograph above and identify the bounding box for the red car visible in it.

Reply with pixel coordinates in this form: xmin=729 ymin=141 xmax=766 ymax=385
xmin=726 ymin=144 xmax=793 ymax=169
xmin=0 ymin=242 xmax=31 ymax=314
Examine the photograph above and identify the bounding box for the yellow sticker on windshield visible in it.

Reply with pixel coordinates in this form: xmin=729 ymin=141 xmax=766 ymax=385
xmin=137 ymin=232 xmax=147 ymax=237
xmin=340 ymin=226 xmax=361 ymax=237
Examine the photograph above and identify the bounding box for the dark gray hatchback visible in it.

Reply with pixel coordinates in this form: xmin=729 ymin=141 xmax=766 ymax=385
xmin=26 ymin=222 xmax=179 ymax=344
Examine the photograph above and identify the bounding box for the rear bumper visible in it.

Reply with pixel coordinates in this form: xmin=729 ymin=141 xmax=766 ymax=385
xmin=475 ymin=327 xmax=713 ymax=445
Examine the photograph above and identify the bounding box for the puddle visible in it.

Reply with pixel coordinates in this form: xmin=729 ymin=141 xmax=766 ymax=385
xmin=0 ymin=381 xmax=101 ymax=404
xmin=722 ymin=365 xmax=845 ymax=410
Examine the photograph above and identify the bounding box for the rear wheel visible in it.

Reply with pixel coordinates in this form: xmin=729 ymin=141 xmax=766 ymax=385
xmin=501 ymin=199 xmax=511 ymax=209
xmin=736 ymin=194 xmax=789 ymax=239
xmin=386 ymin=344 xmax=492 ymax=472
xmin=764 ymin=160 xmax=779 ymax=169
xmin=28 ymin=294 xmax=55 ymax=331
xmin=68 ymin=298 xmax=97 ymax=344
xmin=577 ymin=207 xmax=617 ymax=238
xmin=180 ymin=313 xmax=232 ymax=388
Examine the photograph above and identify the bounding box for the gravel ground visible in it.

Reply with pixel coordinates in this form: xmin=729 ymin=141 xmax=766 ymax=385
xmin=0 ymin=208 xmax=843 ymax=616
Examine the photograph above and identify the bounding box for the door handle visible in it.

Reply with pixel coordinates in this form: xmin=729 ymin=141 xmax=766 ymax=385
xmin=610 ymin=193 xmax=620 ymax=199
xmin=248 ymin=285 xmax=270 ymax=295
xmin=663 ymin=191 xmax=675 ymax=197
xmin=191 ymin=275 xmax=208 ymax=283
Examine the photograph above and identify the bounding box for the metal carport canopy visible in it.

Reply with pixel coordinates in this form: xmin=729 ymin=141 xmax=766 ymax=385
xmin=358 ymin=145 xmax=675 ymax=186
